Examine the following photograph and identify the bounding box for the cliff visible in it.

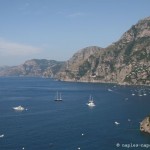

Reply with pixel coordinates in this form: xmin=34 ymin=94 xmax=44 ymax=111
xmin=57 ymin=17 xmax=150 ymax=85
xmin=0 ymin=59 xmax=65 ymax=77
xmin=57 ymin=46 xmax=104 ymax=81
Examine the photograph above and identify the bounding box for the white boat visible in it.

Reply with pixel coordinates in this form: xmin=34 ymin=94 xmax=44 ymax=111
xmin=54 ymin=91 xmax=62 ymax=101
xmin=132 ymin=92 xmax=135 ymax=96
xmin=128 ymin=119 xmax=131 ymax=122
xmin=13 ymin=106 xmax=25 ymax=111
xmin=108 ymin=88 xmax=113 ymax=92
xmin=87 ymin=95 xmax=95 ymax=107
xmin=143 ymin=91 xmax=147 ymax=96
xmin=114 ymin=121 xmax=120 ymax=125
xmin=0 ymin=134 xmax=4 ymax=138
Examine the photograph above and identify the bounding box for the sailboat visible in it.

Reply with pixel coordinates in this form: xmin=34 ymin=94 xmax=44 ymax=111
xmin=143 ymin=90 xmax=147 ymax=96
xmin=138 ymin=90 xmax=143 ymax=97
xmin=55 ymin=91 xmax=62 ymax=101
xmin=87 ymin=95 xmax=95 ymax=107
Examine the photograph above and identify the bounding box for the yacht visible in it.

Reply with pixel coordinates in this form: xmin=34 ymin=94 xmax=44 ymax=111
xmin=55 ymin=91 xmax=62 ymax=101
xmin=13 ymin=106 xmax=25 ymax=111
xmin=87 ymin=95 xmax=95 ymax=107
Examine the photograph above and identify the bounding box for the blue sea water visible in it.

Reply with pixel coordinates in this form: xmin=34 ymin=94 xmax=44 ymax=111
xmin=0 ymin=77 xmax=150 ymax=150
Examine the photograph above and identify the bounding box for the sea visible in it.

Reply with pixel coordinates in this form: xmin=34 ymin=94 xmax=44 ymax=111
xmin=0 ymin=77 xmax=150 ymax=150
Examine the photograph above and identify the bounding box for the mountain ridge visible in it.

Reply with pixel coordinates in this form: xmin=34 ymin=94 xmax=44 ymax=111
xmin=0 ymin=59 xmax=65 ymax=77
xmin=57 ymin=16 xmax=150 ymax=85
xmin=0 ymin=16 xmax=150 ymax=85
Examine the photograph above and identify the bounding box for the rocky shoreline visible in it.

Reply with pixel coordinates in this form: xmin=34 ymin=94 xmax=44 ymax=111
xmin=58 ymin=78 xmax=150 ymax=86
xmin=140 ymin=116 xmax=150 ymax=134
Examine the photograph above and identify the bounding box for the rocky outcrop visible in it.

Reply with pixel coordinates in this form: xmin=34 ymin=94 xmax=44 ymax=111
xmin=57 ymin=16 xmax=150 ymax=85
xmin=140 ymin=116 xmax=150 ymax=134
xmin=0 ymin=59 xmax=65 ymax=77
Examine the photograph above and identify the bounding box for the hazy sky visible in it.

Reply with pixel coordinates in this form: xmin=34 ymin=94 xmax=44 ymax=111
xmin=0 ymin=0 xmax=150 ymax=65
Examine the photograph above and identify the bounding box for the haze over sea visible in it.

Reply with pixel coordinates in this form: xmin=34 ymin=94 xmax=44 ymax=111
xmin=0 ymin=77 xmax=150 ymax=150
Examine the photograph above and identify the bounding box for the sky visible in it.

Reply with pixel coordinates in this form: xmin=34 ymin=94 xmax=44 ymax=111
xmin=0 ymin=0 xmax=150 ymax=66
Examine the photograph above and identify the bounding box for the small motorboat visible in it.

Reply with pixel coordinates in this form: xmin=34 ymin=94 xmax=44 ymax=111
xmin=0 ymin=134 xmax=4 ymax=138
xmin=114 ymin=121 xmax=120 ymax=125
xmin=13 ymin=106 xmax=25 ymax=111
xmin=108 ymin=88 xmax=113 ymax=92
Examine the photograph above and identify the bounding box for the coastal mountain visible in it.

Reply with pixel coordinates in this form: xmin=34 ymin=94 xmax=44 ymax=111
xmin=0 ymin=16 xmax=150 ymax=85
xmin=57 ymin=46 xmax=104 ymax=81
xmin=57 ymin=17 xmax=150 ymax=85
xmin=0 ymin=59 xmax=65 ymax=77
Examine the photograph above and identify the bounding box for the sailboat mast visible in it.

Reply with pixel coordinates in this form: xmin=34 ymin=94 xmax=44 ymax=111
xmin=57 ymin=91 xmax=59 ymax=100
xmin=60 ymin=93 xmax=61 ymax=100
xmin=55 ymin=91 xmax=62 ymax=101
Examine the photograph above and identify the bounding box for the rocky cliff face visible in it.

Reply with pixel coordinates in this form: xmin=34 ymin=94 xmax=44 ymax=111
xmin=57 ymin=17 xmax=150 ymax=85
xmin=0 ymin=59 xmax=65 ymax=77
xmin=57 ymin=46 xmax=104 ymax=81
